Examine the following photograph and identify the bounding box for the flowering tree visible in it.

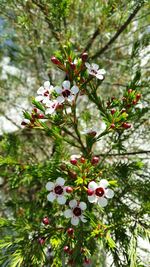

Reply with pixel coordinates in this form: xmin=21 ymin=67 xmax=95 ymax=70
xmin=0 ymin=1 xmax=149 ymax=267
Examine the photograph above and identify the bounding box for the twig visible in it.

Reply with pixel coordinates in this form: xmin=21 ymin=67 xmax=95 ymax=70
xmin=96 ymin=150 xmax=150 ymax=157
xmin=90 ymin=0 xmax=145 ymax=60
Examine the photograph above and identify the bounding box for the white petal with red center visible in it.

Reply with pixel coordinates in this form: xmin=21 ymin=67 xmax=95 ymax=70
xmin=57 ymin=195 xmax=66 ymax=205
xmin=37 ymin=86 xmax=45 ymax=94
xmin=105 ymin=188 xmax=114 ymax=198
xmin=56 ymin=177 xmax=65 ymax=186
xmin=44 ymin=81 xmax=50 ymax=89
xmin=80 ymin=215 xmax=87 ymax=223
xmin=96 ymin=74 xmax=104 ymax=80
xmin=91 ymin=63 xmax=99 ymax=70
xmin=98 ymin=197 xmax=108 ymax=207
xmin=69 ymin=199 xmax=77 ymax=208
xmin=64 ymin=209 xmax=72 ymax=218
xmin=35 ymin=95 xmax=45 ymax=102
xmin=47 ymin=192 xmax=56 ymax=202
xmin=67 ymin=95 xmax=74 ymax=102
xmin=71 ymin=85 xmax=79 ymax=95
xmin=46 ymin=181 xmax=54 ymax=191
xmin=62 ymin=80 xmax=70 ymax=89
xmin=79 ymin=202 xmax=87 ymax=210
xmin=55 ymin=86 xmax=62 ymax=94
xmin=99 ymin=179 xmax=109 ymax=188
xmin=56 ymin=96 xmax=65 ymax=104
xmin=88 ymin=195 xmax=97 ymax=203
xmin=71 ymin=216 xmax=79 ymax=226
xmin=85 ymin=62 xmax=90 ymax=69
xmin=88 ymin=181 xmax=97 ymax=190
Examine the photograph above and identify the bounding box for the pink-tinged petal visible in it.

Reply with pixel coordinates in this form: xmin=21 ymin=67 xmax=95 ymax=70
xmin=79 ymin=202 xmax=87 ymax=210
xmin=88 ymin=195 xmax=97 ymax=203
xmin=37 ymin=86 xmax=45 ymax=94
xmin=71 ymin=216 xmax=79 ymax=226
xmin=46 ymin=182 xmax=54 ymax=191
xmin=49 ymin=85 xmax=54 ymax=93
xmin=57 ymin=195 xmax=66 ymax=205
xmin=98 ymin=197 xmax=108 ymax=207
xmin=56 ymin=96 xmax=65 ymax=104
xmin=42 ymin=97 xmax=50 ymax=104
xmin=47 ymin=192 xmax=56 ymax=202
xmin=56 ymin=177 xmax=65 ymax=186
xmin=99 ymin=179 xmax=109 ymax=188
xmin=44 ymin=81 xmax=50 ymax=89
xmin=35 ymin=95 xmax=44 ymax=102
xmin=105 ymin=189 xmax=114 ymax=199
xmin=80 ymin=215 xmax=87 ymax=223
xmin=85 ymin=62 xmax=90 ymax=69
xmin=98 ymin=69 xmax=106 ymax=75
xmin=88 ymin=181 xmax=97 ymax=190
xmin=67 ymin=95 xmax=74 ymax=102
xmin=64 ymin=209 xmax=72 ymax=218
xmin=62 ymin=80 xmax=70 ymax=89
xmin=55 ymin=86 xmax=62 ymax=94
xmin=69 ymin=199 xmax=77 ymax=208
xmin=95 ymin=74 xmax=104 ymax=80
xmin=91 ymin=63 xmax=99 ymax=70
xmin=71 ymin=85 xmax=79 ymax=95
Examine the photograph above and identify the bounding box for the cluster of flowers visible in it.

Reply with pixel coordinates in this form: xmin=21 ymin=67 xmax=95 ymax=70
xmin=45 ymin=175 xmax=114 ymax=226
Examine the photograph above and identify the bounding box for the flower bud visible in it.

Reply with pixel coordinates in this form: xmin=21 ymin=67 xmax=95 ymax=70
xmin=51 ymin=56 xmax=61 ymax=65
xmin=91 ymin=156 xmax=100 ymax=165
xmin=42 ymin=217 xmax=50 ymax=225
xmin=66 ymin=186 xmax=73 ymax=193
xmin=81 ymin=52 xmax=88 ymax=61
xmin=122 ymin=122 xmax=131 ymax=129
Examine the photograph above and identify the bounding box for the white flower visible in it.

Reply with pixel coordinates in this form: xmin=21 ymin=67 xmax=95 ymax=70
xmin=85 ymin=62 xmax=106 ymax=80
xmin=88 ymin=179 xmax=114 ymax=207
xmin=46 ymin=177 xmax=67 ymax=205
xmin=64 ymin=199 xmax=87 ymax=226
xmin=35 ymin=81 xmax=54 ymax=103
xmin=45 ymin=100 xmax=59 ymax=115
xmin=54 ymin=80 xmax=79 ymax=104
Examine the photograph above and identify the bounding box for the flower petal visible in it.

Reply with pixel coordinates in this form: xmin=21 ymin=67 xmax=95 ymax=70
xmin=88 ymin=181 xmax=97 ymax=190
xmin=98 ymin=69 xmax=106 ymax=75
xmin=105 ymin=189 xmax=114 ymax=199
xmin=35 ymin=95 xmax=44 ymax=102
xmin=57 ymin=195 xmax=66 ymax=205
xmin=64 ymin=209 xmax=72 ymax=218
xmin=69 ymin=199 xmax=77 ymax=208
xmin=47 ymin=192 xmax=56 ymax=202
xmin=55 ymin=86 xmax=62 ymax=94
xmin=56 ymin=177 xmax=65 ymax=186
xmin=99 ymin=179 xmax=109 ymax=188
xmin=98 ymin=197 xmax=108 ymax=207
xmin=96 ymin=74 xmax=104 ymax=80
xmin=37 ymin=86 xmax=44 ymax=94
xmin=80 ymin=215 xmax=87 ymax=223
xmin=88 ymin=195 xmax=97 ymax=203
xmin=85 ymin=62 xmax=90 ymax=69
xmin=46 ymin=182 xmax=54 ymax=191
xmin=56 ymin=96 xmax=65 ymax=104
xmin=62 ymin=80 xmax=70 ymax=89
xmin=45 ymin=107 xmax=55 ymax=115
xmin=91 ymin=63 xmax=99 ymax=70
xmin=67 ymin=95 xmax=74 ymax=102
xmin=71 ymin=85 xmax=79 ymax=95
xmin=79 ymin=202 xmax=87 ymax=210
xmin=44 ymin=81 xmax=50 ymax=89
xmin=71 ymin=216 xmax=79 ymax=226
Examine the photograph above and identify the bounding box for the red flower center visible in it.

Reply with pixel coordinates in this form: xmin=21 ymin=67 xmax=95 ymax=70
xmin=54 ymin=185 xmax=63 ymax=195
xmin=91 ymin=69 xmax=97 ymax=75
xmin=73 ymin=207 xmax=81 ymax=217
xmin=95 ymin=187 xmax=105 ymax=197
xmin=44 ymin=90 xmax=49 ymax=96
xmin=62 ymin=89 xmax=71 ymax=98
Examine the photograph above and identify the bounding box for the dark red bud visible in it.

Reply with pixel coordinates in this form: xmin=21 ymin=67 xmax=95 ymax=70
xmin=110 ymin=123 xmax=115 ymax=129
xmin=87 ymin=188 xmax=94 ymax=196
xmin=128 ymin=89 xmax=133 ymax=94
xmin=68 ymin=170 xmax=77 ymax=179
xmin=37 ymin=114 xmax=45 ymax=119
xmin=80 ymin=157 xmax=85 ymax=163
xmin=38 ymin=237 xmax=45 ymax=245
xmin=70 ymin=158 xmax=78 ymax=165
xmin=67 ymin=228 xmax=74 ymax=236
xmin=122 ymin=122 xmax=131 ymax=129
xmin=51 ymin=56 xmax=61 ymax=65
xmin=70 ymin=62 xmax=76 ymax=70
xmin=91 ymin=156 xmax=100 ymax=165
xmin=111 ymin=109 xmax=116 ymax=115
xmin=64 ymin=246 xmax=70 ymax=253
xmin=42 ymin=217 xmax=50 ymax=225
xmin=66 ymin=186 xmax=73 ymax=193
xmin=132 ymin=100 xmax=137 ymax=105
xmin=81 ymin=52 xmax=88 ymax=61
xmin=33 ymin=108 xmax=38 ymax=113
xmin=136 ymin=93 xmax=141 ymax=101
xmin=84 ymin=258 xmax=91 ymax=264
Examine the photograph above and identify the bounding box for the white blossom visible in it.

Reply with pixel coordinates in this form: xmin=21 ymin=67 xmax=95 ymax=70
xmin=46 ymin=177 xmax=67 ymax=205
xmin=54 ymin=80 xmax=79 ymax=104
xmin=64 ymin=199 xmax=87 ymax=226
xmin=85 ymin=62 xmax=106 ymax=80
